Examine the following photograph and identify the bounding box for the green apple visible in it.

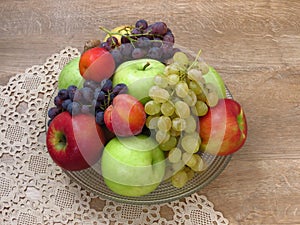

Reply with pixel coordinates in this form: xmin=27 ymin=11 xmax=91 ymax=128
xmin=203 ymin=66 xmax=227 ymax=98
xmin=101 ymin=135 xmax=165 ymax=197
xmin=58 ymin=57 xmax=85 ymax=90
xmin=112 ymin=59 xmax=166 ymax=104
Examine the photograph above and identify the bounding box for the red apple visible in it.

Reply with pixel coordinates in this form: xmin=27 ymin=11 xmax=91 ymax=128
xmin=104 ymin=94 xmax=146 ymax=137
xmin=199 ymin=98 xmax=247 ymax=156
xmin=79 ymin=47 xmax=115 ymax=82
xmin=46 ymin=112 xmax=106 ymax=170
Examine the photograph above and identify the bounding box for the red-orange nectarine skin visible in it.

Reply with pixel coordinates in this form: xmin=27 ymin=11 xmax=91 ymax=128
xmin=104 ymin=94 xmax=146 ymax=137
xmin=79 ymin=47 xmax=115 ymax=82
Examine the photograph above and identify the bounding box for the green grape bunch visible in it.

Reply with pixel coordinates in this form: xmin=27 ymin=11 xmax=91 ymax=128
xmin=144 ymin=51 xmax=220 ymax=188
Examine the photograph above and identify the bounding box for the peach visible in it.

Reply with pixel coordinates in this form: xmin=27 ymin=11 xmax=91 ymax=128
xmin=79 ymin=47 xmax=115 ymax=82
xmin=104 ymin=94 xmax=146 ymax=137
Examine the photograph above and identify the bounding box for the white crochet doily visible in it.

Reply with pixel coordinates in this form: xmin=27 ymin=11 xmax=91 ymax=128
xmin=0 ymin=47 xmax=229 ymax=225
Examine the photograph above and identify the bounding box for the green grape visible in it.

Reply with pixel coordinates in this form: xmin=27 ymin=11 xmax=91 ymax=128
xmin=173 ymin=52 xmax=189 ymax=67
xmin=159 ymin=136 xmax=178 ymax=151
xmin=198 ymin=61 xmax=209 ymax=75
xmin=164 ymin=63 xmax=181 ymax=75
xmin=154 ymin=74 xmax=168 ymax=88
xmin=169 ymin=128 xmax=181 ymax=137
xmin=171 ymin=170 xmax=189 ymax=188
xmin=190 ymin=154 xmax=206 ymax=172
xmin=170 ymin=95 xmax=181 ymax=104
xmin=167 ymin=74 xmax=180 ymax=86
xmin=175 ymin=81 xmax=189 ymax=98
xmin=182 ymin=152 xmax=194 ymax=166
xmin=149 ymin=86 xmax=170 ymax=103
xmin=144 ymin=100 xmax=161 ymax=115
xmin=182 ymin=152 xmax=197 ymax=168
xmin=172 ymin=117 xmax=186 ymax=131
xmin=192 ymin=100 xmax=208 ymax=116
xmin=157 ymin=116 xmax=172 ymax=131
xmin=184 ymin=115 xmax=198 ymax=133
xmin=156 ymin=130 xmax=170 ymax=144
xmin=161 ymin=101 xmax=175 ymax=116
xmin=205 ymin=83 xmax=217 ymax=92
xmin=197 ymin=90 xmax=207 ymax=102
xmin=184 ymin=166 xmax=195 ymax=180
xmin=168 ymin=147 xmax=182 ymax=163
xmin=171 ymin=160 xmax=185 ymax=174
xmin=189 ymin=80 xmax=203 ymax=95
xmin=146 ymin=116 xmax=159 ymax=129
xmin=187 ymin=68 xmax=203 ymax=82
xmin=206 ymin=91 xmax=219 ymax=107
xmin=186 ymin=154 xmax=199 ymax=171
xmin=174 ymin=101 xmax=190 ymax=119
xmin=188 ymin=60 xmax=200 ymax=70
xmin=180 ymin=132 xmax=201 ymax=153
xmin=183 ymin=90 xmax=197 ymax=106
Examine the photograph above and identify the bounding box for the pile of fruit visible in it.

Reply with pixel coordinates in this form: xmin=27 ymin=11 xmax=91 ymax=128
xmin=46 ymin=19 xmax=247 ymax=197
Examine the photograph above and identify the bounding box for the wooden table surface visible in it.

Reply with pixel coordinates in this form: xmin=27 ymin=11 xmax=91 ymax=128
xmin=1 ymin=1 xmax=299 ymax=224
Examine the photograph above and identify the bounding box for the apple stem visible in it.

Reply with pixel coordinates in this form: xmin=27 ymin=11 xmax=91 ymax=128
xmin=143 ymin=62 xmax=151 ymax=70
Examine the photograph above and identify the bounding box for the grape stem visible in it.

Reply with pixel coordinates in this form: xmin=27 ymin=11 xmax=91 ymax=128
xmin=99 ymin=26 xmax=162 ymax=47
xmin=188 ymin=49 xmax=202 ymax=71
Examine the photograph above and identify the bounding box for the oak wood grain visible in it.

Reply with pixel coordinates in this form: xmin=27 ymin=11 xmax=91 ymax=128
xmin=1 ymin=0 xmax=299 ymax=224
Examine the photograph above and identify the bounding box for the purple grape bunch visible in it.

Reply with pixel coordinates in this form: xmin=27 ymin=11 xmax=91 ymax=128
xmin=100 ymin=19 xmax=180 ymax=66
xmin=47 ymin=80 xmax=128 ymax=126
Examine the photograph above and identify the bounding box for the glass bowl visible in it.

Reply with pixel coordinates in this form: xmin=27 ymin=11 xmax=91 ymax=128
xmin=45 ymin=46 xmax=233 ymax=205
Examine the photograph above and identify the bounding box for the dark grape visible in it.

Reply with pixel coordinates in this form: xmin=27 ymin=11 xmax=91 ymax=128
xmin=58 ymin=89 xmax=69 ymax=100
xmin=62 ymin=99 xmax=72 ymax=110
xmin=112 ymin=83 xmax=128 ymax=95
xmin=95 ymin=111 xmax=105 ymax=125
xmin=97 ymin=20 xmax=176 ymax=70
xmin=94 ymin=88 xmax=101 ymax=98
xmin=121 ymin=35 xmax=131 ymax=44
xmin=83 ymin=80 xmax=99 ymax=90
xmin=80 ymin=87 xmax=94 ymax=103
xmin=67 ymin=102 xmax=81 ymax=115
xmin=150 ymin=22 xmax=168 ymax=35
xmin=48 ymin=107 xmax=61 ymax=119
xmin=73 ymin=90 xmax=83 ymax=102
xmin=110 ymin=49 xmax=123 ymax=65
xmin=163 ymin=33 xmax=175 ymax=44
xmin=131 ymin=28 xmax=142 ymax=35
xmin=100 ymin=42 xmax=111 ymax=51
xmin=132 ymin=48 xmax=147 ymax=59
xmin=152 ymin=37 xmax=163 ymax=47
xmin=96 ymin=90 xmax=106 ymax=102
xmin=119 ymin=43 xmax=134 ymax=57
xmin=81 ymin=105 xmax=91 ymax=114
xmin=92 ymin=99 xmax=98 ymax=110
xmin=47 ymin=119 xmax=53 ymax=126
xmin=102 ymin=79 xmax=113 ymax=93
xmin=135 ymin=19 xmax=148 ymax=30
xmin=107 ymin=36 xmax=119 ymax=48
xmin=108 ymin=93 xmax=116 ymax=102
xmin=54 ymin=96 xmax=63 ymax=108
xmin=144 ymin=25 xmax=153 ymax=35
xmin=147 ymin=46 xmax=163 ymax=60
xmin=161 ymin=43 xmax=176 ymax=59
xmin=136 ymin=37 xmax=151 ymax=48
xmin=67 ymin=85 xmax=78 ymax=100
